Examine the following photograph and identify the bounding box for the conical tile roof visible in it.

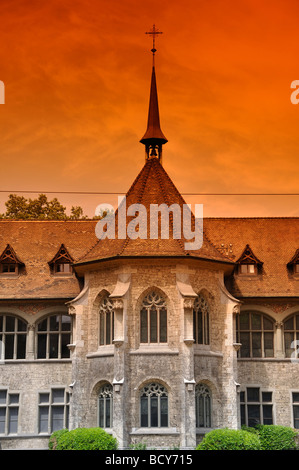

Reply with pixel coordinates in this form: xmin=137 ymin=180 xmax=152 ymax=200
xmin=75 ymin=157 xmax=233 ymax=266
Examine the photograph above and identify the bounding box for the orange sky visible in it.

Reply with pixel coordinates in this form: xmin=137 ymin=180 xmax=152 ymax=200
xmin=0 ymin=0 xmax=298 ymax=218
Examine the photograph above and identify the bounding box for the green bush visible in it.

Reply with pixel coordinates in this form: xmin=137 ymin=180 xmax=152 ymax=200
xmin=49 ymin=427 xmax=118 ymax=450
xmin=196 ymin=428 xmax=261 ymax=450
xmin=256 ymin=425 xmax=297 ymax=450
xmin=48 ymin=429 xmax=69 ymax=450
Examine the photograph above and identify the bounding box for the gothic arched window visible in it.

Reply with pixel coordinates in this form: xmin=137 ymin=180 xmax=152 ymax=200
xmin=195 ymin=383 xmax=212 ymax=428
xmin=140 ymin=291 xmax=167 ymax=344
xmin=140 ymin=382 xmax=168 ymax=428
xmin=98 ymin=383 xmax=113 ymax=428
xmin=193 ymin=295 xmax=209 ymax=345
xmin=99 ymin=296 xmax=114 ymax=346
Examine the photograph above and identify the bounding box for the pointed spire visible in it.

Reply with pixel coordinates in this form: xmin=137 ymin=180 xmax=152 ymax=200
xmin=140 ymin=25 xmax=168 ymax=161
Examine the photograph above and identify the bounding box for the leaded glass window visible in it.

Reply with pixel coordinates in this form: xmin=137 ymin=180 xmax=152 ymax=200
xmin=140 ymin=292 xmax=167 ymax=344
xmin=193 ymin=295 xmax=209 ymax=345
xmin=140 ymin=383 xmax=168 ymax=427
xmin=98 ymin=383 xmax=113 ymax=428
xmin=99 ymin=296 xmax=114 ymax=346
xmin=284 ymin=313 xmax=299 ymax=358
xmin=195 ymin=383 xmax=211 ymax=428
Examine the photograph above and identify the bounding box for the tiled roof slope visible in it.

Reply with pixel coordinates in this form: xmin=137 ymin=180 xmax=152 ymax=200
xmin=76 ymin=158 xmax=232 ymax=265
xmin=0 ymin=220 xmax=97 ymax=299
xmin=204 ymin=217 xmax=299 ymax=298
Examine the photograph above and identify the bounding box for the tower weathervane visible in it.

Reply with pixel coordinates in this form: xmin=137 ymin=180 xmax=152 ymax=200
xmin=145 ymin=24 xmax=163 ymax=57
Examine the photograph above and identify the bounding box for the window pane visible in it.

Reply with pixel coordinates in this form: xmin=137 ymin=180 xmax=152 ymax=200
xmin=160 ymin=396 xmax=168 ymax=427
xmin=264 ymin=332 xmax=274 ymax=357
xmin=284 ymin=317 xmax=294 ymax=330
xmin=248 ymin=264 xmax=255 ymax=274
xmin=284 ymin=332 xmax=294 ymax=358
xmin=37 ymin=334 xmax=47 ymax=358
xmin=49 ymin=334 xmax=58 ymax=358
xmin=17 ymin=334 xmax=26 ymax=359
xmin=240 ymin=264 xmax=248 ymax=274
xmin=51 ymin=406 xmax=64 ymax=432
xmin=239 ymin=313 xmax=249 ymax=330
xmin=106 ymin=311 xmax=111 ymax=345
xmin=100 ymin=313 xmax=104 ymax=345
xmin=140 ymin=308 xmax=148 ymax=343
xmin=150 ymin=396 xmax=158 ymax=427
xmin=5 ymin=316 xmax=15 ymax=332
xmin=99 ymin=398 xmax=104 ymax=428
xmin=262 ymin=392 xmax=272 ymax=402
xmin=106 ymin=397 xmax=111 ymax=428
xmin=140 ymin=396 xmax=148 ymax=427
xmin=50 ymin=316 xmax=59 ymax=332
xmin=247 ymin=405 xmax=260 ymax=427
xmin=17 ymin=319 xmax=27 ymax=332
xmin=0 ymin=390 xmax=7 ymax=405
xmin=39 ymin=407 xmax=49 ymax=433
xmin=61 ymin=316 xmax=71 ymax=331
xmin=247 ymin=388 xmax=259 ymax=402
xmin=263 ymin=317 xmax=273 ymax=330
xmin=0 ymin=408 xmax=6 ymax=434
xmin=39 ymin=393 xmax=49 ymax=404
xmin=52 ymin=389 xmax=65 ymax=403
xmin=240 ymin=332 xmax=250 ymax=357
xmin=38 ymin=319 xmax=47 ymax=332
xmin=293 ymin=393 xmax=299 ymax=403
xmin=252 ymin=332 xmax=262 ymax=357
xmin=240 ymin=404 xmax=245 ymax=426
xmin=262 ymin=405 xmax=273 ymax=425
xmin=5 ymin=335 xmax=14 ymax=359
xmin=159 ymin=308 xmax=167 ymax=343
xmin=61 ymin=334 xmax=70 ymax=358
xmin=0 ymin=316 xmax=3 ymax=331
xmin=9 ymin=394 xmax=19 ymax=405
xmin=150 ymin=307 xmax=157 ymax=343
xmin=251 ymin=313 xmax=261 ymax=330
xmin=197 ymin=311 xmax=203 ymax=344
xmin=8 ymin=407 xmax=18 ymax=434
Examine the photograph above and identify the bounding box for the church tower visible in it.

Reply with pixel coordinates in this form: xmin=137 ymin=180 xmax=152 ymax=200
xmin=68 ymin=27 xmax=240 ymax=449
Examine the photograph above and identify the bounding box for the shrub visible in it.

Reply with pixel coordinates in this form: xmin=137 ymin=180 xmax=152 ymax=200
xmin=256 ymin=425 xmax=297 ymax=450
xmin=50 ymin=427 xmax=118 ymax=450
xmin=196 ymin=428 xmax=261 ymax=450
xmin=48 ymin=429 xmax=69 ymax=450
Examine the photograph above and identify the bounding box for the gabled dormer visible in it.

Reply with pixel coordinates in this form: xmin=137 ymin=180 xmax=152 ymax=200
xmin=0 ymin=244 xmax=24 ymax=276
xmin=48 ymin=244 xmax=74 ymax=275
xmin=287 ymin=249 xmax=299 ymax=276
xmin=235 ymin=244 xmax=263 ymax=276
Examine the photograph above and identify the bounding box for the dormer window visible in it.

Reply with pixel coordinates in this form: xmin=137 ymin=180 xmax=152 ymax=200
xmin=49 ymin=244 xmax=73 ymax=276
xmin=236 ymin=244 xmax=263 ymax=276
xmin=0 ymin=245 xmax=24 ymax=276
xmin=287 ymin=249 xmax=299 ymax=276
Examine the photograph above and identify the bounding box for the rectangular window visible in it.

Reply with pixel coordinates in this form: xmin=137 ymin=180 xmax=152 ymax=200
xmin=38 ymin=389 xmax=69 ymax=434
xmin=240 ymin=387 xmax=273 ymax=427
xmin=0 ymin=390 xmax=19 ymax=435
xmin=293 ymin=393 xmax=299 ymax=429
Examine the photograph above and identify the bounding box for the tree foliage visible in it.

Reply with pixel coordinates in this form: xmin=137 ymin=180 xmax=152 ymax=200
xmin=0 ymin=194 xmax=90 ymax=220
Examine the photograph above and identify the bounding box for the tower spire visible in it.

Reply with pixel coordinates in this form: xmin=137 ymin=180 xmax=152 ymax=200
xmin=140 ymin=25 xmax=168 ymax=162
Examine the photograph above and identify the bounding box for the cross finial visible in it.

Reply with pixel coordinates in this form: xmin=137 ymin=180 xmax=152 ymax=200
xmin=145 ymin=24 xmax=163 ymax=57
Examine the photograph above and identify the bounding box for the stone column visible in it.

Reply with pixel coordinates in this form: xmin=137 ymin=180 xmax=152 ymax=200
xmin=26 ymin=324 xmax=35 ymax=360
xmin=112 ymin=299 xmax=126 ymax=449
xmin=275 ymin=321 xmax=284 ymax=358
xmin=181 ymin=297 xmax=197 ymax=449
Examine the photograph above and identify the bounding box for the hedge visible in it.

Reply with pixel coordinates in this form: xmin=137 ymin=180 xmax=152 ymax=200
xmin=49 ymin=427 xmax=118 ymax=450
xmin=256 ymin=425 xmax=297 ymax=450
xmin=196 ymin=428 xmax=261 ymax=450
